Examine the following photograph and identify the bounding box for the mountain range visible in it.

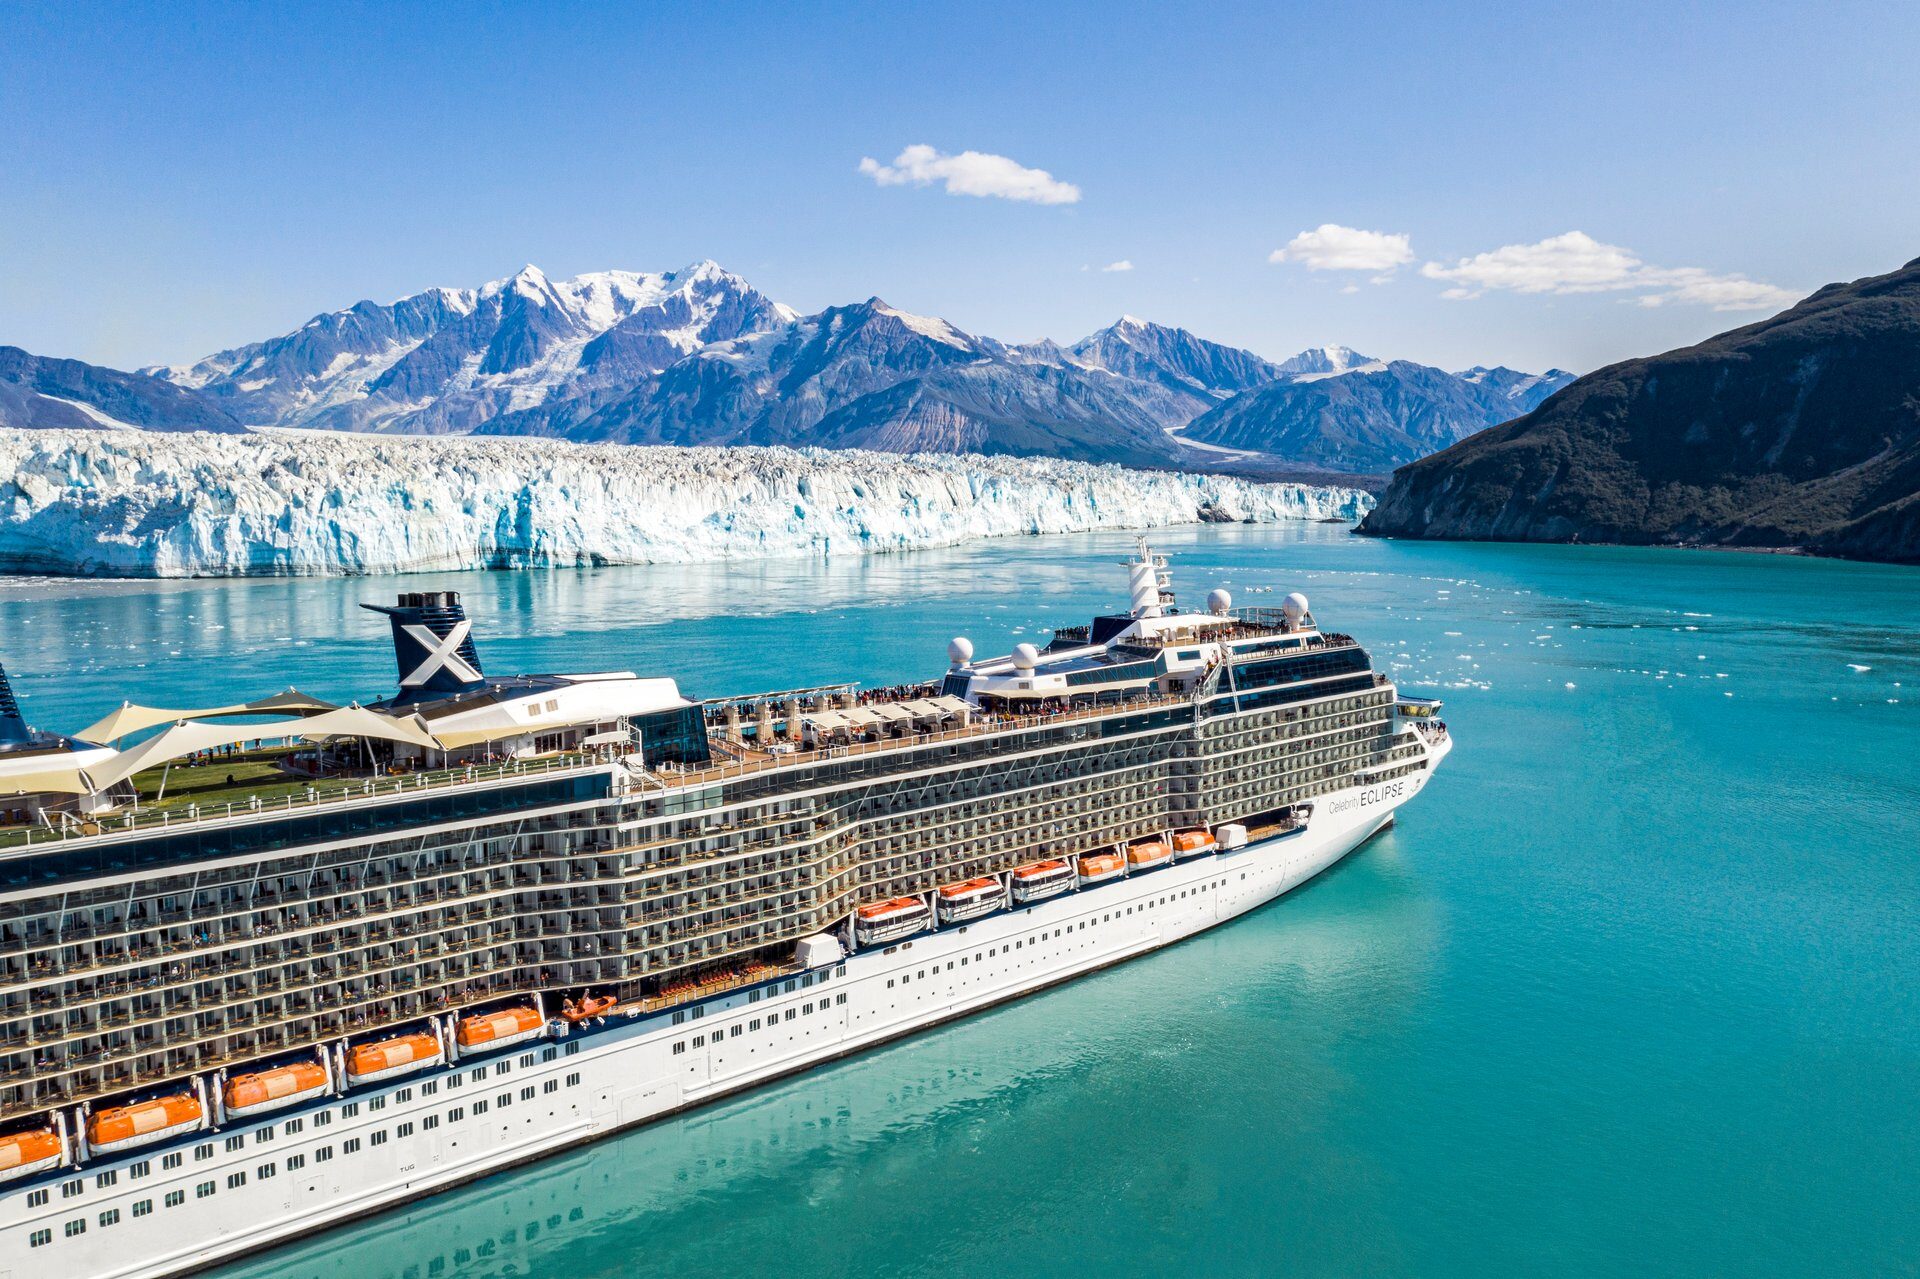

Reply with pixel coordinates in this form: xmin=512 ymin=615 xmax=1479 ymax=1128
xmin=2 ymin=263 xmax=1576 ymax=475
xmin=1360 ymin=255 xmax=1920 ymax=562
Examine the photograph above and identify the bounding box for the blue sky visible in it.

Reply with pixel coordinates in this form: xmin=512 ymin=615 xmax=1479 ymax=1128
xmin=3 ymin=0 xmax=1916 ymax=374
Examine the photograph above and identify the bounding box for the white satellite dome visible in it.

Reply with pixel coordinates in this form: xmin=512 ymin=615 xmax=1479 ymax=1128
xmin=947 ymin=636 xmax=975 ymax=667
xmin=1206 ymin=588 xmax=1233 ymax=616
xmin=1012 ymin=642 xmax=1041 ymax=671
xmin=1282 ymin=591 xmax=1310 ymax=623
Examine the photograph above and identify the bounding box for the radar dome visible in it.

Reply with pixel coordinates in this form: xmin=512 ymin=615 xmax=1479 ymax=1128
xmin=1206 ymin=588 xmax=1232 ymax=616
xmin=1282 ymin=592 xmax=1310 ymax=623
xmin=947 ymin=636 xmax=975 ymax=667
xmin=1012 ymin=642 xmax=1041 ymax=671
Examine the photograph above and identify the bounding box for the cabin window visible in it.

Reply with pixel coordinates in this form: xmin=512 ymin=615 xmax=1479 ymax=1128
xmin=472 ymin=1101 xmax=488 ymax=1116
xmin=544 ymin=1080 xmax=559 ymax=1094
xmin=288 ymin=1154 xmax=307 ymax=1169
xmin=836 ymin=994 xmax=847 ymax=1005
xmin=165 ymin=1190 xmax=185 ymax=1207
xmin=497 ymin=1094 xmax=512 ymax=1109
xmin=448 ymin=1108 xmax=465 ymax=1123
xmin=519 ymin=1053 xmax=535 ymax=1068
xmin=286 ymin=1118 xmax=305 ymax=1133
xmin=31 ymin=1228 xmax=52 ymax=1246
xmin=314 ymin=1111 xmax=333 ymax=1126
xmin=66 ymin=1219 xmax=87 ymax=1236
xmin=566 ymin=1073 xmax=581 ymax=1086
xmin=315 ymin=1147 xmax=333 ymax=1162
xmin=469 ymin=1069 xmax=485 ymax=1083
xmin=132 ymin=1160 xmax=154 ymax=1178
xmin=224 ymin=1135 xmax=245 ymax=1152
xmin=395 ymin=1089 xmax=412 ymax=1103
xmin=398 ymin=1122 xmax=415 ymax=1137
xmin=258 ymin=1163 xmax=277 ymax=1179
xmin=802 ymin=1002 xmax=814 ymax=1015
xmin=746 ymin=991 xmax=759 ymax=1004
xmin=691 ymin=1007 xmax=706 ymax=1020
xmin=99 ymin=1208 xmax=120 ymax=1226
xmin=672 ymin=1042 xmax=685 ymax=1055
xmin=28 ymin=1189 xmax=48 ymax=1207
xmin=227 ymin=1172 xmax=247 ymax=1188
xmin=341 ymin=1103 xmax=360 ymax=1118
xmin=133 ymin=1199 xmax=153 ymax=1217
xmin=494 ymin=1063 xmax=509 ymax=1077
xmin=371 ymin=1131 xmax=388 ymax=1147
xmin=565 ymin=1042 xmax=580 ymax=1057
xmin=343 ymin=1138 xmax=361 ymax=1154
xmin=519 ymin=1087 xmax=535 ymax=1102
xmin=97 ymin=1171 xmax=117 ymax=1188
xmin=785 ymin=1009 xmax=796 ymax=1021
xmin=730 ymin=1025 xmax=743 ymax=1038
xmin=195 ymin=1181 xmax=215 ymax=1198
xmin=63 ymin=1178 xmax=83 ymax=1197
xmin=369 ymin=1097 xmax=387 ymax=1112
xmin=692 ymin=1035 xmax=705 ymax=1048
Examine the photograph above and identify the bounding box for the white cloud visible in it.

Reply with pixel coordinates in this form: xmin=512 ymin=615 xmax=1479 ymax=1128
xmin=1269 ymin=224 xmax=1414 ymax=275
xmin=858 ymin=144 xmax=1081 ymax=205
xmin=1422 ymin=230 xmax=1800 ymax=311
xmin=1100 ymin=259 xmax=1134 ymax=273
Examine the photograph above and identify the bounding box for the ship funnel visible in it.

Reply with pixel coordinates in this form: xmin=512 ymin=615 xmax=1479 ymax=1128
xmin=360 ymin=591 xmax=487 ymax=701
xmin=0 ymin=662 xmax=32 ymax=749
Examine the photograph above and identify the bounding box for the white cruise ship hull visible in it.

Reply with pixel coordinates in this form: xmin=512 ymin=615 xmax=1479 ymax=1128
xmin=7 ymin=763 xmax=1436 ymax=1279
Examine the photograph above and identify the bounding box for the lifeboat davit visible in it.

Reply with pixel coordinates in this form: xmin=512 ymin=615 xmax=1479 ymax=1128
xmin=1125 ymin=840 xmax=1172 ymax=872
xmin=935 ymin=876 xmax=1007 ymax=925
xmin=559 ymin=995 xmax=616 ymax=1024
xmin=0 ymin=1127 xmax=63 ymax=1183
xmin=854 ymin=896 xmax=930 ymax=947
xmin=1076 ymin=852 xmax=1126 ymax=886
xmin=86 ymin=1093 xmax=205 ymax=1156
xmin=1010 ymin=859 xmax=1074 ymax=904
xmin=345 ymin=1031 xmax=443 ymax=1087
xmin=1171 ymin=828 xmax=1217 ymax=859
xmin=223 ymin=1060 xmax=331 ymax=1119
xmin=455 ymin=1005 xmax=548 ymax=1054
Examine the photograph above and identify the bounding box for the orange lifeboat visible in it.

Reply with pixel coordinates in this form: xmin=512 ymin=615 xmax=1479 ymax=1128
xmin=854 ymin=895 xmax=930 ymax=947
xmin=455 ymin=1005 xmax=548 ymax=1054
xmin=1125 ymin=840 xmax=1172 ymax=872
xmin=86 ymin=1093 xmax=205 ymax=1156
xmin=559 ymin=995 xmax=617 ymax=1024
xmin=1077 ymin=852 xmax=1127 ymax=885
xmin=344 ymin=1031 xmax=443 ymax=1086
xmin=1171 ymin=828 xmax=1216 ymax=859
xmin=935 ymin=876 xmax=1007 ymax=925
xmin=0 ymin=1126 xmax=63 ymax=1183
xmin=223 ymin=1060 xmax=331 ymax=1119
xmin=1010 ymin=858 xmax=1074 ymax=904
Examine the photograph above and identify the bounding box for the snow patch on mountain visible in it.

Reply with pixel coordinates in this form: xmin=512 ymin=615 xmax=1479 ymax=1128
xmin=0 ymin=429 xmax=1373 ymax=577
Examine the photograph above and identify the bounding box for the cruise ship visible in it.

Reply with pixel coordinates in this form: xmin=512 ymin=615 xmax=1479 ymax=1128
xmin=0 ymin=542 xmax=1450 ymax=1277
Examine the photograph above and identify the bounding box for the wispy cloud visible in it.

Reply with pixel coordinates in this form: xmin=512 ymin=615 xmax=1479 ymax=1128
xmin=1099 ymin=259 xmax=1134 ymax=273
xmin=1422 ymin=231 xmax=1800 ymax=311
xmin=858 ymin=145 xmax=1081 ymax=205
xmin=1270 ymin=224 xmax=1414 ymax=275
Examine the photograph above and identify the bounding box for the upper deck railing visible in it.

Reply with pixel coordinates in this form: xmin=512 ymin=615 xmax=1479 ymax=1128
xmin=0 ymin=752 xmax=613 ymax=854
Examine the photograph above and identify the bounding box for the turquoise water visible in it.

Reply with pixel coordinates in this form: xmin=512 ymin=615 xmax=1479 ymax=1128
xmin=3 ymin=526 xmax=1916 ymax=1277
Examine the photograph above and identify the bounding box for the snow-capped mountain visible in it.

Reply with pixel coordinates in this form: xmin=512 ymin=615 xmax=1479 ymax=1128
xmin=36 ymin=261 xmax=1578 ymax=475
xmin=0 ymin=429 xmax=1372 ymax=577
xmin=147 ymin=261 xmax=794 ymax=434
xmin=1064 ymin=316 xmax=1284 ymax=404
xmin=1 ymin=346 xmax=241 ymax=433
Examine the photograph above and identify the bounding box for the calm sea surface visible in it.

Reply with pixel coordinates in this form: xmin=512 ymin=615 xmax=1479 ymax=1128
xmin=3 ymin=525 xmax=1915 ymax=1278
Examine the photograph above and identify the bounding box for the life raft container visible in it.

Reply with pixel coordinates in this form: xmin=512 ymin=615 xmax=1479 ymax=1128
xmin=455 ymin=1006 xmax=547 ymax=1053
xmin=0 ymin=1127 xmax=63 ymax=1183
xmin=345 ymin=1031 xmax=443 ymax=1086
xmin=86 ymin=1093 xmax=205 ymax=1156
xmin=223 ymin=1060 xmax=331 ymax=1119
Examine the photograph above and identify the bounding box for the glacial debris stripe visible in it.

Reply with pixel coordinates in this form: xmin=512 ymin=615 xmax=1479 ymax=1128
xmin=0 ymin=430 xmax=1373 ymax=577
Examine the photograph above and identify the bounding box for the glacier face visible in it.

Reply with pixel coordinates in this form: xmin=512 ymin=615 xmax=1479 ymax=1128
xmin=0 ymin=429 xmax=1373 ymax=578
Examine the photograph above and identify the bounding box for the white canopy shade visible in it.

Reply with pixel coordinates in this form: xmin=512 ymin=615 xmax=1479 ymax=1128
xmin=87 ymin=706 xmax=438 ymax=792
xmin=801 ymin=710 xmax=850 ymax=732
xmin=75 ymin=690 xmax=339 ymax=745
xmin=868 ymin=704 xmax=914 ymax=723
xmin=842 ymin=707 xmax=884 ymax=728
xmin=0 ymin=762 xmax=96 ymax=796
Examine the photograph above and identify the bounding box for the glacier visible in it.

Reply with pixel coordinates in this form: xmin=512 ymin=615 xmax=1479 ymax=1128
xmin=0 ymin=429 xmax=1373 ymax=578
